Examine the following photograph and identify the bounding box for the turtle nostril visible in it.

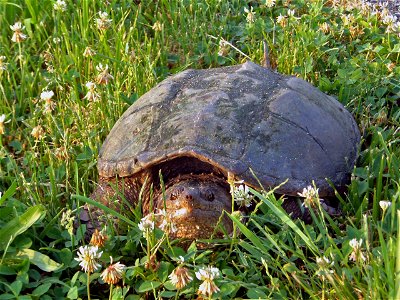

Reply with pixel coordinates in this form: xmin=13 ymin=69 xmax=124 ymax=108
xmin=170 ymin=192 xmax=177 ymax=201
xmin=185 ymin=194 xmax=193 ymax=200
xmin=169 ymin=186 xmax=185 ymax=201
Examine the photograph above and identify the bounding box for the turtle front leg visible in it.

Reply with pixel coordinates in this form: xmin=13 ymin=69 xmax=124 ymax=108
xmin=77 ymin=176 xmax=141 ymax=240
xmin=91 ymin=176 xmax=140 ymax=209
xmin=281 ymin=196 xmax=341 ymax=224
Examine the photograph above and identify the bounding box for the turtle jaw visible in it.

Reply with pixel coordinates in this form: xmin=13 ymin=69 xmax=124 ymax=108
xmin=157 ymin=178 xmax=232 ymax=240
xmin=169 ymin=211 xmax=232 ymax=240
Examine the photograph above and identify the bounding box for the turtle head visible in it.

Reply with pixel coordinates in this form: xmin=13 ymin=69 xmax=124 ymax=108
xmin=156 ymin=175 xmax=232 ymax=241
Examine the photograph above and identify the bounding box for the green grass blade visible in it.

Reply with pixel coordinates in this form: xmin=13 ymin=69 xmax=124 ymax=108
xmin=250 ymin=188 xmax=319 ymax=254
xmin=250 ymin=219 xmax=288 ymax=258
xmin=373 ymin=154 xmax=385 ymax=222
xmin=228 ymin=214 xmax=276 ymax=252
xmin=15 ymin=249 xmax=62 ymax=272
xmin=0 ymin=181 xmax=17 ymax=206
xmin=0 ymin=205 xmax=45 ymax=251
xmin=396 ymin=210 xmax=400 ymax=299
xmin=72 ymin=194 xmax=136 ymax=227
xmin=228 ymin=213 xmax=270 ymax=254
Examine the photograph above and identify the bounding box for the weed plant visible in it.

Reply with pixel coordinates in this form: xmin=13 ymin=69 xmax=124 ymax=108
xmin=0 ymin=0 xmax=399 ymax=299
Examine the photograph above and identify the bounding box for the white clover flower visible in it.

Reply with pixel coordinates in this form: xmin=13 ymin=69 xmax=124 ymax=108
xmin=85 ymin=81 xmax=96 ymax=89
xmin=315 ymin=256 xmax=334 ymax=277
xmin=349 ymin=238 xmax=362 ymax=250
xmin=98 ymin=11 xmax=110 ymax=20
xmin=169 ymin=266 xmax=193 ymax=289
xmin=44 ymin=102 xmax=55 ymax=113
xmin=287 ymin=9 xmax=295 ymax=17
xmin=138 ymin=214 xmax=155 ymax=237
xmin=156 ymin=208 xmax=177 ymax=234
xmin=152 ymin=20 xmax=162 ymax=32
xmin=90 ymin=228 xmax=108 ymax=247
xmin=379 ymin=200 xmax=392 ymax=212
xmin=75 ymin=245 xmax=103 ymax=273
xmin=232 ymin=182 xmax=253 ymax=207
xmin=298 ymin=185 xmax=319 ymax=199
xmin=96 ymin=63 xmax=114 ymax=85
xmin=96 ymin=11 xmax=112 ymax=31
xmin=53 ymin=37 xmax=61 ymax=44
xmin=53 ymin=0 xmax=67 ymax=12
xmin=359 ymin=0 xmax=372 ymax=14
xmin=10 ymin=22 xmax=27 ymax=42
xmin=198 ymin=278 xmax=220 ymax=297
xmin=298 ymin=185 xmax=320 ymax=208
xmin=349 ymin=238 xmax=366 ymax=262
xmin=244 ymin=7 xmax=256 ymax=23
xmin=218 ymin=39 xmax=230 ymax=57
xmin=382 ymin=14 xmax=397 ymax=25
xmin=195 ymin=266 xmax=220 ymax=281
xmin=31 ymin=125 xmax=45 ymax=140
xmin=40 ymin=90 xmax=54 ymax=101
xmin=84 ymin=81 xmax=100 ymax=102
xmin=100 ymin=257 xmax=126 ymax=285
xmin=83 ymin=46 xmax=96 ymax=57
xmin=277 ymin=14 xmax=287 ymax=27
xmin=195 ymin=266 xmax=220 ymax=297
xmin=0 ymin=114 xmax=8 ymax=135
xmin=40 ymin=90 xmax=55 ymax=113
xmin=265 ymin=0 xmax=276 ymax=8
xmin=176 ymin=256 xmax=185 ymax=264
xmin=0 ymin=56 xmax=8 ymax=71
xmin=382 ymin=13 xmax=398 ymax=33
xmin=316 ymin=256 xmax=333 ymax=267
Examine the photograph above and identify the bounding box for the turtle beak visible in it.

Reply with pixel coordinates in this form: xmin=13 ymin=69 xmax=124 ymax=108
xmin=171 ymin=207 xmax=190 ymax=218
xmin=157 ymin=180 xmax=233 ymax=240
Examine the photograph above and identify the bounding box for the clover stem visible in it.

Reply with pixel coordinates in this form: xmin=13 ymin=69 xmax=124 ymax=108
xmin=109 ymin=284 xmax=114 ymax=300
xmin=87 ymin=272 xmax=91 ymax=300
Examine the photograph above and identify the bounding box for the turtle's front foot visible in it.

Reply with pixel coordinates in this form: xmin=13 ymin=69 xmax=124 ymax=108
xmin=282 ymin=196 xmax=341 ymax=223
xmin=75 ymin=177 xmax=139 ymax=241
xmin=76 ymin=204 xmax=104 ymax=242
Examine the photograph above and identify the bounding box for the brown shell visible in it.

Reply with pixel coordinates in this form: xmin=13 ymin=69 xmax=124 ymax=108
xmin=98 ymin=62 xmax=360 ymax=196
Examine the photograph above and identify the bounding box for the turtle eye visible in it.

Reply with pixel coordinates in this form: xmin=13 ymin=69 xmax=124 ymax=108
xmin=170 ymin=186 xmax=184 ymax=201
xmin=206 ymin=190 xmax=215 ymax=202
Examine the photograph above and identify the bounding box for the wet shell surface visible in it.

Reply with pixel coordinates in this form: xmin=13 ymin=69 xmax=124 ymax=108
xmin=98 ymin=61 xmax=360 ymax=196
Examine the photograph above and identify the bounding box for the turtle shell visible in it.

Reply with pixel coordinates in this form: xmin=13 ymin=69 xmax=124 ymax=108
xmin=98 ymin=61 xmax=360 ymax=197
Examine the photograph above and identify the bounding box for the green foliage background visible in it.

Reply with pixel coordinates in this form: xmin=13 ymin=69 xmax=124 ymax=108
xmin=0 ymin=0 xmax=399 ymax=299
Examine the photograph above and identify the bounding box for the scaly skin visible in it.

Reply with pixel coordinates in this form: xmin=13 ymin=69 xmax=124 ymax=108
xmin=156 ymin=177 xmax=232 ymax=240
xmin=80 ymin=173 xmax=233 ymax=241
xmin=79 ymin=176 xmax=142 ymax=239
xmin=80 ymin=172 xmax=341 ymax=241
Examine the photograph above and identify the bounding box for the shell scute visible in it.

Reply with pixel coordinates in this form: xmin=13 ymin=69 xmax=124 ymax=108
xmin=98 ymin=61 xmax=360 ymax=196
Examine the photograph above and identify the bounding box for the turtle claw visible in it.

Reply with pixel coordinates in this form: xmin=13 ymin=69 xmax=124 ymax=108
xmin=320 ymin=199 xmax=342 ymax=217
xmin=75 ymin=204 xmax=102 ymax=242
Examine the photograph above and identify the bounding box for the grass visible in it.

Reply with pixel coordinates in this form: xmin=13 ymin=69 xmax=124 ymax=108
xmin=0 ymin=0 xmax=399 ymax=299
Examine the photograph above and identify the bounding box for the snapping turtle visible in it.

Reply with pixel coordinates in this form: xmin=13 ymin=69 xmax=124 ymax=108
xmin=84 ymin=61 xmax=360 ymax=240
